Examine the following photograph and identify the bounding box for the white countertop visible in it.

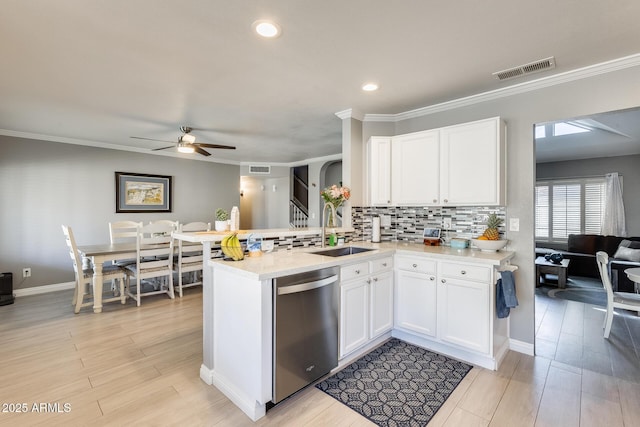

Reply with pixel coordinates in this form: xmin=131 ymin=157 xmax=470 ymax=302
xmin=207 ymin=241 xmax=515 ymax=281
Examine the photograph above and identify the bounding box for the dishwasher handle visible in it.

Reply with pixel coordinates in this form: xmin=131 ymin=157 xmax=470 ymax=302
xmin=277 ymin=274 xmax=338 ymax=295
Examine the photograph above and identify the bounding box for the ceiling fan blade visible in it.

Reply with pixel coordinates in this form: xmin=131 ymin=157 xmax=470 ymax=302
xmin=130 ymin=136 xmax=175 ymax=144
xmin=152 ymin=145 xmax=175 ymax=151
xmin=195 ymin=143 xmax=236 ymax=150
xmin=194 ymin=146 xmax=211 ymax=156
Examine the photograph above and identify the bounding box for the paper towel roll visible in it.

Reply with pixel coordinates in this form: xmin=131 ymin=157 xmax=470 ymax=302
xmin=372 ymin=216 xmax=381 ymax=243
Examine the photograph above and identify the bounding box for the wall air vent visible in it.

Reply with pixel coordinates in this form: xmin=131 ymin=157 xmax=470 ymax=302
xmin=492 ymin=56 xmax=556 ymax=81
xmin=249 ymin=165 xmax=271 ymax=174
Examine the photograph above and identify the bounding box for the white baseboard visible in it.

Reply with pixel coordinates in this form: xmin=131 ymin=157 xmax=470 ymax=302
xmin=210 ymin=370 xmax=266 ymax=421
xmin=199 ymin=364 xmax=214 ymax=385
xmin=14 ymin=282 xmax=75 ymax=297
xmin=509 ymin=338 xmax=535 ymax=356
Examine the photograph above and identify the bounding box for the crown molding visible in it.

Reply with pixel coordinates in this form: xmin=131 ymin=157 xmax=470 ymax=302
xmin=362 ymin=53 xmax=640 ymax=123
xmin=239 ymin=152 xmax=342 ymax=168
xmin=335 ymin=108 xmax=364 ymax=121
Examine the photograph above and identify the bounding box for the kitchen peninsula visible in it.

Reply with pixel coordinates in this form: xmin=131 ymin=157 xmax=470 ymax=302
xmin=172 ymin=230 xmax=515 ymax=421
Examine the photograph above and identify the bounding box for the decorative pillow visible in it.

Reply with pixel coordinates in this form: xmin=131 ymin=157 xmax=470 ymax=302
xmin=619 ymin=239 xmax=640 ymax=249
xmin=613 ymin=245 xmax=640 ymax=262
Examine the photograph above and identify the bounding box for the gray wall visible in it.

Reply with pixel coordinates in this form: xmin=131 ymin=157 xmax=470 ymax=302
xmin=362 ymin=65 xmax=640 ymax=346
xmin=537 ymin=154 xmax=640 ymax=237
xmin=0 ymin=136 xmax=240 ymax=289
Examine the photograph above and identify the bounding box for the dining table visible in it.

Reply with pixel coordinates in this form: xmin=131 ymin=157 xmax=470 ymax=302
xmin=77 ymin=242 xmax=169 ymax=313
xmin=76 ymin=242 xmax=138 ymax=313
xmin=625 ymin=267 xmax=640 ymax=293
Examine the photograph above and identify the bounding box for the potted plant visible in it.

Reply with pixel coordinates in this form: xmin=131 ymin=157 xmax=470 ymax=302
xmin=215 ymin=208 xmax=229 ymax=232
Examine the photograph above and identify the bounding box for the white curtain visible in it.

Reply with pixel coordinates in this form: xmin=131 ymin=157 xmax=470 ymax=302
xmin=602 ymin=172 xmax=627 ymax=236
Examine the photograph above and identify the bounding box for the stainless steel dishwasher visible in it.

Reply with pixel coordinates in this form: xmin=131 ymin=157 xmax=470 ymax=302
xmin=272 ymin=267 xmax=339 ymax=404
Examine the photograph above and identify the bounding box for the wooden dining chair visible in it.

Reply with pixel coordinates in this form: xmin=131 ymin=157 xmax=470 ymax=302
xmin=125 ymin=221 xmax=175 ymax=306
xmin=596 ymin=251 xmax=640 ymax=338
xmin=108 ymin=221 xmax=143 ymax=266
xmin=62 ymin=225 xmax=127 ymax=313
xmin=148 ymin=220 xmax=179 ymax=230
xmin=174 ymin=221 xmax=210 ymax=297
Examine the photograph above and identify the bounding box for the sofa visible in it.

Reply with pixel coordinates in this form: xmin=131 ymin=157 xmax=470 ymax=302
xmin=536 ymin=234 xmax=640 ymax=292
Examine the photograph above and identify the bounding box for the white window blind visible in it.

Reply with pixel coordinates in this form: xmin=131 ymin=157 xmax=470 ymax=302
xmin=584 ymin=182 xmax=606 ymax=234
xmin=535 ymin=177 xmax=606 ymax=242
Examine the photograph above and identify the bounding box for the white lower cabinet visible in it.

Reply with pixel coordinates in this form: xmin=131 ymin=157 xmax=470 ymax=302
xmin=370 ymin=270 xmax=393 ymax=339
xmin=437 ymin=263 xmax=491 ymax=354
xmin=394 ymin=259 xmax=437 ymax=337
xmin=394 ymin=255 xmax=494 ymax=357
xmin=339 ymin=257 xmax=393 ymax=359
xmin=340 ymin=277 xmax=369 ymax=357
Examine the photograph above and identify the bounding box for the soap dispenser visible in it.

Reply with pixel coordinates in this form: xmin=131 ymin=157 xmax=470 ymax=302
xmin=329 ymin=229 xmax=337 ymax=246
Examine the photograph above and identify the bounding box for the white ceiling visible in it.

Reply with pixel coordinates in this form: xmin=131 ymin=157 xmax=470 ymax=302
xmin=2 ymin=1 xmax=640 ymax=164
xmin=535 ymin=107 xmax=640 ymax=163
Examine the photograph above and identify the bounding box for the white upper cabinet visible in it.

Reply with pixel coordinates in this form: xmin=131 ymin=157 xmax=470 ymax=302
xmin=391 ymin=130 xmax=440 ymax=205
xmin=439 ymin=117 xmax=506 ymax=206
xmin=366 ymin=117 xmax=505 ymax=207
xmin=366 ymin=137 xmax=392 ymax=206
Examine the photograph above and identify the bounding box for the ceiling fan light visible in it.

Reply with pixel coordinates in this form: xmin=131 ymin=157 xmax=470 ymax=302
xmin=180 ymin=134 xmax=196 ymax=144
xmin=177 ymin=142 xmax=195 ymax=153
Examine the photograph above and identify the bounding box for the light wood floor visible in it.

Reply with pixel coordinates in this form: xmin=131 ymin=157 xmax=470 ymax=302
xmin=1 ymin=289 xmax=639 ymax=426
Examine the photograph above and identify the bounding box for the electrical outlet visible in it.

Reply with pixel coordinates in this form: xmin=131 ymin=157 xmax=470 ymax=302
xmin=23 ymin=267 xmax=31 ymax=278
xmin=442 ymin=218 xmax=452 ymax=229
xmin=509 ymin=218 xmax=520 ymax=232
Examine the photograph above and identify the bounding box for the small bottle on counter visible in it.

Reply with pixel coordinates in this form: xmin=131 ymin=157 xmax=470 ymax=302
xmin=230 ymin=206 xmax=240 ymax=231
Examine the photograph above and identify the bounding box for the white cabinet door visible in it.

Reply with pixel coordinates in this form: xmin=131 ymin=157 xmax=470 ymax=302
xmin=391 ymin=130 xmax=440 ymax=205
xmin=395 ymin=269 xmax=437 ymax=337
xmin=440 ymin=117 xmax=505 ymax=206
xmin=437 ymin=276 xmax=490 ymax=354
xmin=369 ymin=270 xmax=393 ymax=339
xmin=340 ymin=278 xmax=369 ymax=358
xmin=367 ymin=137 xmax=392 ymax=206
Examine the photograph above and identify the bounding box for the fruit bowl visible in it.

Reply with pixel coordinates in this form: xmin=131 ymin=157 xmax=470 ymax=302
xmin=471 ymin=239 xmax=508 ymax=252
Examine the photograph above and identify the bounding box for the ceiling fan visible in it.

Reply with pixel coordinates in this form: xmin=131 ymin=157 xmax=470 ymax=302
xmin=130 ymin=126 xmax=236 ymax=156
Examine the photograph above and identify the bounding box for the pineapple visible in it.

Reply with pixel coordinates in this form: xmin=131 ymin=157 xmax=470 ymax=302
xmin=482 ymin=213 xmax=503 ymax=240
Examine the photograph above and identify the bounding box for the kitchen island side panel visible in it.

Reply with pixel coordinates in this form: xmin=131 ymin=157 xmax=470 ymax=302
xmin=210 ymin=266 xmax=273 ymax=421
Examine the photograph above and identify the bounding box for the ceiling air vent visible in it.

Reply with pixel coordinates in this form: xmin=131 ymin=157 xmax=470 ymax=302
xmin=492 ymin=56 xmax=556 ymax=81
xmin=249 ymin=165 xmax=271 ymax=174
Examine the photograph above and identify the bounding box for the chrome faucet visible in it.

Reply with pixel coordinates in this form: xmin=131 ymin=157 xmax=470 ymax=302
xmin=321 ymin=202 xmax=337 ymax=248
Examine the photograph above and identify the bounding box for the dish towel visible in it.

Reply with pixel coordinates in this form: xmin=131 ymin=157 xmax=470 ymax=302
xmin=496 ymin=270 xmax=518 ymax=318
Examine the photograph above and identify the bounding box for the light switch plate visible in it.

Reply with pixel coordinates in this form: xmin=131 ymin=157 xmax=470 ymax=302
xmin=380 ymin=215 xmax=392 ymax=227
xmin=509 ymin=218 xmax=520 ymax=232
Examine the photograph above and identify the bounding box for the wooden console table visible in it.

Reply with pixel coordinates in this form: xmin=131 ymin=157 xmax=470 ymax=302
xmin=535 ymin=256 xmax=571 ymax=288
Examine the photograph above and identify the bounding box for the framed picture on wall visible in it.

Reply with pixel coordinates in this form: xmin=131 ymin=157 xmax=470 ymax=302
xmin=115 ymin=172 xmax=172 ymax=213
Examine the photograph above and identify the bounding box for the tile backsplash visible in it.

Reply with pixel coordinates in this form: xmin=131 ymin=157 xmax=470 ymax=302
xmin=352 ymin=206 xmax=506 ymax=244
xmin=211 ymin=205 xmax=506 ymax=257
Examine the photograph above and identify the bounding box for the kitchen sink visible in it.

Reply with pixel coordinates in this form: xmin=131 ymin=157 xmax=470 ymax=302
xmin=311 ymin=246 xmax=374 ymax=257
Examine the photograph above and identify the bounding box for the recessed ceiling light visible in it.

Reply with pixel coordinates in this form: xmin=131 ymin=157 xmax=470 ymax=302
xmin=362 ymin=83 xmax=379 ymax=91
xmin=253 ymin=20 xmax=281 ymax=38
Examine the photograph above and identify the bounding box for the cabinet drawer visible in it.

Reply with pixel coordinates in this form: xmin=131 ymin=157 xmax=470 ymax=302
xmin=371 ymin=256 xmax=393 ymax=273
xmin=440 ymin=262 xmax=491 ymax=283
xmin=341 ymin=262 xmax=370 ymax=282
xmin=395 ymin=256 xmax=436 ymax=274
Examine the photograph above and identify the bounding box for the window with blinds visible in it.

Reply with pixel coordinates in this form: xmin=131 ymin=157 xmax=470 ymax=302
xmin=535 ymin=177 xmax=606 ymax=242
